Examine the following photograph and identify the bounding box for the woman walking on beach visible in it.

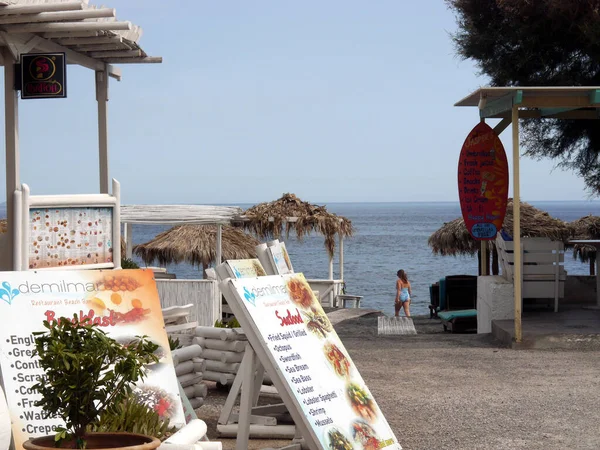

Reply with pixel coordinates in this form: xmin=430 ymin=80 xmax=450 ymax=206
xmin=395 ymin=269 xmax=412 ymax=317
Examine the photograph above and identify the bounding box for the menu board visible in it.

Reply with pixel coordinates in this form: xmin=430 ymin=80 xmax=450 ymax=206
xmin=457 ymin=121 xmax=509 ymax=240
xmin=29 ymin=207 xmax=114 ymax=269
xmin=268 ymin=243 xmax=293 ymax=275
xmin=226 ymin=259 xmax=267 ymax=279
xmin=0 ymin=269 xmax=185 ymax=449
xmin=225 ymin=273 xmax=401 ymax=450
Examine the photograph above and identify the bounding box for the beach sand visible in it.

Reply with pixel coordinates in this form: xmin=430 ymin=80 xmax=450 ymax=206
xmin=199 ymin=312 xmax=600 ymax=450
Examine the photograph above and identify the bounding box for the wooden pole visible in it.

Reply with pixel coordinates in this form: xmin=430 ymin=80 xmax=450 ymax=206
xmin=96 ymin=67 xmax=109 ymax=193
xmin=339 ymin=234 xmax=344 ymax=281
xmin=216 ymin=223 xmax=223 ymax=267
xmin=480 ymin=241 xmax=488 ymax=276
xmin=512 ymin=105 xmax=522 ymax=343
xmin=492 ymin=244 xmax=499 ymax=275
xmin=124 ymin=223 xmax=133 ymax=259
xmin=590 ymin=255 xmax=595 ymax=276
xmin=4 ymin=47 xmax=19 ymax=271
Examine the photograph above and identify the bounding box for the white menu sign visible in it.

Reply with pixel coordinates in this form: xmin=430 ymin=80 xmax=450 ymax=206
xmin=0 ymin=269 xmax=185 ymax=449
xmin=224 ymin=273 xmax=401 ymax=450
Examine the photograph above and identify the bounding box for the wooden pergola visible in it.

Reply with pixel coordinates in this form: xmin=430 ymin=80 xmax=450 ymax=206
xmin=455 ymin=86 xmax=600 ymax=342
xmin=1 ymin=0 xmax=161 ymax=270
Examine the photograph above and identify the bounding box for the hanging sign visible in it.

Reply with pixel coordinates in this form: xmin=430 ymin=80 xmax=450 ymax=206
xmin=20 ymin=53 xmax=67 ymax=99
xmin=458 ymin=122 xmax=509 ymax=240
xmin=0 ymin=269 xmax=185 ymax=449
xmin=222 ymin=273 xmax=402 ymax=449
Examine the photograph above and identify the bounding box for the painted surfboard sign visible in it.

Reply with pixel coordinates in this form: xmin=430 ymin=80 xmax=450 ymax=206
xmin=458 ymin=122 xmax=509 ymax=240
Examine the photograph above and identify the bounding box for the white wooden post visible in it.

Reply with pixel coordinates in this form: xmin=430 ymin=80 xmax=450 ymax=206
xmin=236 ymin=345 xmax=255 ymax=450
xmin=96 ymin=67 xmax=109 ymax=193
xmin=339 ymin=234 xmax=344 ymax=281
xmin=216 ymin=224 xmax=223 ymax=267
xmin=4 ymin=47 xmax=19 ymax=271
xmin=124 ymin=222 xmax=133 ymax=259
xmin=512 ymin=105 xmax=522 ymax=343
xmin=481 ymin=241 xmax=487 ymax=276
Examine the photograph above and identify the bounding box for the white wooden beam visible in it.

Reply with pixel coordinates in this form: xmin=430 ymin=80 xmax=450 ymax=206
xmin=96 ymin=68 xmax=109 ymax=193
xmin=77 ymin=44 xmax=129 ymax=52
xmin=512 ymin=105 xmax=522 ymax=344
xmin=103 ymin=56 xmax=162 ymax=64
xmin=2 ymin=21 xmax=131 ymax=33
xmin=0 ymin=9 xmax=115 ymax=25
xmin=29 ymin=33 xmax=122 ymax=79
xmin=43 ymin=30 xmax=105 ymax=38
xmin=3 ymin=47 xmax=18 ymax=271
xmin=0 ymin=2 xmax=83 ymax=15
xmin=57 ymin=36 xmax=123 ymax=45
xmin=89 ymin=49 xmax=140 ymax=58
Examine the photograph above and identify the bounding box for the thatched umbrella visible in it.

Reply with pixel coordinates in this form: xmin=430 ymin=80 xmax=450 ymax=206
xmin=567 ymin=215 xmax=600 ymax=275
xmin=134 ymin=225 xmax=260 ymax=277
xmin=241 ymin=193 xmax=353 ymax=257
xmin=0 ymin=219 xmax=6 ymax=234
xmin=428 ymin=199 xmax=572 ymax=275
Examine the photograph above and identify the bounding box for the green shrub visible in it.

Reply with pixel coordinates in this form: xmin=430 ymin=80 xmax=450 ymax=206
xmin=214 ymin=317 xmax=241 ymax=328
xmin=121 ymin=257 xmax=140 ymax=269
xmin=168 ymin=336 xmax=181 ymax=351
xmin=90 ymin=394 xmax=177 ymax=441
xmin=32 ymin=317 xmax=158 ymax=449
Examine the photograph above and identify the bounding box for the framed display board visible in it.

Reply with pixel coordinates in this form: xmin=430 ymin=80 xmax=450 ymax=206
xmin=220 ymin=272 xmax=401 ymax=450
xmin=0 ymin=269 xmax=185 ymax=449
xmin=13 ymin=180 xmax=121 ymax=271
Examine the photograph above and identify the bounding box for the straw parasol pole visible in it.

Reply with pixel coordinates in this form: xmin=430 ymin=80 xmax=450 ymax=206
xmin=134 ymin=225 xmax=260 ymax=278
xmin=428 ymin=199 xmax=572 ymax=275
xmin=240 ymin=193 xmax=354 ymax=279
xmin=567 ymin=215 xmax=600 ymax=275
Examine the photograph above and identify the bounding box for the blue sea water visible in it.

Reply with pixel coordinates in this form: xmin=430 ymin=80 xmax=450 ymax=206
xmin=2 ymin=201 xmax=599 ymax=316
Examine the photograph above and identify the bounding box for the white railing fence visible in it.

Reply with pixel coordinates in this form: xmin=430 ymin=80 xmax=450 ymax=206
xmin=156 ymin=279 xmax=221 ymax=327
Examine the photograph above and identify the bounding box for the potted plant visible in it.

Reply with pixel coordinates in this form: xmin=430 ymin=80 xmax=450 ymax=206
xmin=23 ymin=316 xmax=162 ymax=449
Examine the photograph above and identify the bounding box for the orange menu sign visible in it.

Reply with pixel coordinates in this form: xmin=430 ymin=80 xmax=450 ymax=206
xmin=457 ymin=122 xmax=509 ymax=240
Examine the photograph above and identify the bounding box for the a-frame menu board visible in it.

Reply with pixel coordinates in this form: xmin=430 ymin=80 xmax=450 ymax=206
xmin=220 ymin=273 xmax=401 ymax=450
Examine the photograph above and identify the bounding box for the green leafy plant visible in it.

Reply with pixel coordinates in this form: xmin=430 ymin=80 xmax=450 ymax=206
xmin=90 ymin=394 xmax=176 ymax=441
xmin=214 ymin=317 xmax=241 ymax=328
xmin=168 ymin=335 xmax=181 ymax=351
xmin=121 ymin=257 xmax=140 ymax=269
xmin=32 ymin=316 xmax=159 ymax=449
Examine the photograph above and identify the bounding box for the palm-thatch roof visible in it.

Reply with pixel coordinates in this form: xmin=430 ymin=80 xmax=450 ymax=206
xmin=133 ymin=224 xmax=259 ymax=268
xmin=567 ymin=215 xmax=600 ymax=263
xmin=240 ymin=193 xmax=354 ymax=257
xmin=428 ymin=199 xmax=572 ymax=256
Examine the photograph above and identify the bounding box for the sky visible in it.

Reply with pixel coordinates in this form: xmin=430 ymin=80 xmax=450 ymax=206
xmin=0 ymin=1 xmax=595 ymax=205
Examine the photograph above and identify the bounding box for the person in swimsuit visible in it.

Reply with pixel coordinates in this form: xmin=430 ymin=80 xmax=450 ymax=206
xmin=395 ymin=269 xmax=412 ymax=317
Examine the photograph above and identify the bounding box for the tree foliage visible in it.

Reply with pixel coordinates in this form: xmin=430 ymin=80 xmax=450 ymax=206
xmin=447 ymin=0 xmax=600 ymax=193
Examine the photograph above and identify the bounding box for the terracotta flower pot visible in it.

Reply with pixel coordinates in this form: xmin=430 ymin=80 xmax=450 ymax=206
xmin=23 ymin=432 xmax=161 ymax=450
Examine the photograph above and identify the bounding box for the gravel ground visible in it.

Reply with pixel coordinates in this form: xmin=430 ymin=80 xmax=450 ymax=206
xmin=197 ymin=313 xmax=600 ymax=450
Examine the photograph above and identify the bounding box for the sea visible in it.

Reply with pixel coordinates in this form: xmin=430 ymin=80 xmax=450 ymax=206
xmin=2 ymin=201 xmax=598 ymax=316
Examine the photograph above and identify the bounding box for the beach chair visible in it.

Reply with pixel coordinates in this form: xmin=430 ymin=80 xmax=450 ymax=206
xmin=496 ymin=235 xmax=566 ymax=312
xmin=437 ymin=275 xmax=478 ymax=333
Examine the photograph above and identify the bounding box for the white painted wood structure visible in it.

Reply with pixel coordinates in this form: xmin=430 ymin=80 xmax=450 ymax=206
xmin=13 ymin=178 xmax=121 ymax=271
xmin=155 ymin=279 xmax=221 ymax=327
xmin=1 ymin=0 xmax=161 ymax=272
xmin=496 ymin=235 xmax=566 ymax=312
xmin=455 ymin=86 xmax=600 ymax=342
xmin=121 ymin=205 xmax=243 ymax=260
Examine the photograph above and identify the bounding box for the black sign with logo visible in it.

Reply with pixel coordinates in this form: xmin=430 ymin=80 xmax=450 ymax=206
xmin=20 ymin=53 xmax=67 ymax=99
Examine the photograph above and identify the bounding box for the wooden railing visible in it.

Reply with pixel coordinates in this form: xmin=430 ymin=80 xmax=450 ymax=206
xmin=156 ymin=279 xmax=221 ymax=327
